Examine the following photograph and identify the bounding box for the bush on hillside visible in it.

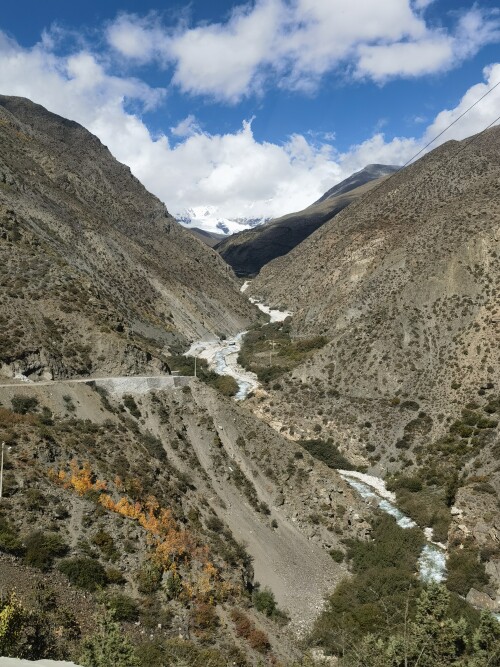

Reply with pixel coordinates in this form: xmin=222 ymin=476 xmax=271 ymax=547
xmin=211 ymin=375 xmax=239 ymax=397
xmin=299 ymin=438 xmax=356 ymax=470
xmin=11 ymin=395 xmax=39 ymax=414
xmin=252 ymin=587 xmax=277 ymax=617
xmin=58 ymin=557 xmax=108 ymax=591
xmin=447 ymin=547 xmax=489 ymax=596
xmin=24 ymin=531 xmax=69 ymax=571
xmin=106 ymin=593 xmax=139 ymax=622
xmin=0 ymin=516 xmax=24 ymax=556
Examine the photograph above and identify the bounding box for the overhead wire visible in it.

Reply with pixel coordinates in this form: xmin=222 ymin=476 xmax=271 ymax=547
xmin=335 ymin=77 xmax=500 ymax=215
xmin=272 ymin=83 xmax=500 ymax=278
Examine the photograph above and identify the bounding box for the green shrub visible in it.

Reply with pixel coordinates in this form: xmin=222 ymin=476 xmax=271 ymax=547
xmin=346 ymin=515 xmax=424 ymax=574
xmin=206 ymin=515 xmax=225 ymax=533
xmin=92 ymin=529 xmax=118 ymax=561
xmin=106 ymin=593 xmax=139 ymax=622
xmin=163 ymin=572 xmax=183 ymax=600
xmin=105 ymin=567 xmax=126 ymax=586
xmin=24 ymin=488 xmax=47 ymax=511
xmin=387 ymin=475 xmax=423 ymax=492
xmin=140 ymin=432 xmax=166 ymax=462
xmin=299 ymin=438 xmax=355 ymax=470
xmin=210 ymin=375 xmax=239 ymax=397
xmin=473 ymin=482 xmax=496 ymax=495
xmin=329 ymin=549 xmax=345 ymax=563
xmin=24 ymin=531 xmax=68 ymax=571
xmin=59 ymin=557 xmax=108 ymax=591
xmin=123 ymin=395 xmax=141 ymax=419
xmin=447 ymin=547 xmax=489 ymax=596
xmin=11 ymin=395 xmax=39 ymax=414
xmin=136 ymin=561 xmax=163 ymax=594
xmin=0 ymin=516 xmax=23 ymax=556
xmin=79 ymin=612 xmax=139 ymax=666
xmin=255 ymin=365 xmax=287 ymax=384
xmin=252 ymin=587 xmax=277 ymax=617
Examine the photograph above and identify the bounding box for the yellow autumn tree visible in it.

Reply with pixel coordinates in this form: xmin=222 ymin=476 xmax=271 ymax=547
xmin=0 ymin=594 xmax=29 ymax=656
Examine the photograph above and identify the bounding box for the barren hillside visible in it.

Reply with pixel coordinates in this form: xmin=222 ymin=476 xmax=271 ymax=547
xmin=0 ymin=376 xmax=369 ymax=661
xmin=250 ymin=127 xmax=500 ymax=455
xmin=0 ymin=96 xmax=256 ymax=381
xmin=247 ymin=128 xmax=500 ymax=609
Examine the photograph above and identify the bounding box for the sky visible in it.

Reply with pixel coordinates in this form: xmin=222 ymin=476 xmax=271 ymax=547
xmin=1 ymin=0 xmax=500 ymax=223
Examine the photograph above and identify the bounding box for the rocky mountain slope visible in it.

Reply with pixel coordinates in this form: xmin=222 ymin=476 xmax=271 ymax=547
xmin=248 ymin=126 xmax=500 ymax=607
xmin=0 ymin=375 xmax=369 ymax=663
xmin=1 ymin=96 xmax=498 ymax=665
xmin=216 ymin=165 xmax=398 ymax=276
xmin=314 ymin=163 xmax=399 ymax=203
xmin=0 ymin=96 xmax=376 ymax=665
xmin=0 ymin=96 xmax=255 ymax=381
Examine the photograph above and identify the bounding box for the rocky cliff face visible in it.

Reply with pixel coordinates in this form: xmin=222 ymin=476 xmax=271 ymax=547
xmin=216 ymin=166 xmax=397 ymax=276
xmin=0 ymin=96 xmax=255 ymax=380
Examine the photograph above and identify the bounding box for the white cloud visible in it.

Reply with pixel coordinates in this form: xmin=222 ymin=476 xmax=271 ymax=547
xmin=171 ymin=114 xmax=201 ymax=138
xmin=423 ymin=62 xmax=500 ymax=142
xmin=106 ymin=13 xmax=169 ymax=64
xmin=0 ymin=31 xmax=499 ymax=228
xmin=356 ymin=36 xmax=454 ymax=80
xmin=106 ymin=1 xmax=500 ymax=101
xmin=412 ymin=0 xmax=436 ymax=9
xmin=168 ymin=0 xmax=285 ymax=102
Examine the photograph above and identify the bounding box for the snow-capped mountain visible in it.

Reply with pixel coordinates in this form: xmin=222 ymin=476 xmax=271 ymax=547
xmin=175 ymin=206 xmax=267 ymax=236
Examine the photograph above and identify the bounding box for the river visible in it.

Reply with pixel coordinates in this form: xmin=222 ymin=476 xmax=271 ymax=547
xmin=339 ymin=470 xmax=447 ymax=584
xmin=186 ymin=286 xmax=448 ymax=583
xmin=185 ymin=281 xmax=291 ymax=399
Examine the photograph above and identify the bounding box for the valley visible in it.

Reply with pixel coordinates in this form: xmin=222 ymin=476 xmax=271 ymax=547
xmin=0 ymin=94 xmax=499 ymax=667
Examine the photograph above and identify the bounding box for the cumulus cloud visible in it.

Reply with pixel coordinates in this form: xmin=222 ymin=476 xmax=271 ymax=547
xmin=423 ymin=62 xmax=500 ymax=142
xmin=171 ymin=114 xmax=201 ymax=137
xmin=106 ymin=13 xmax=170 ymax=64
xmin=0 ymin=30 xmax=499 ymax=224
xmin=106 ymin=1 xmax=500 ymax=101
xmin=412 ymin=0 xmax=436 ymax=9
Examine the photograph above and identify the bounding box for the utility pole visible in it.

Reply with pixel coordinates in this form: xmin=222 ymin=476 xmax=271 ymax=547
xmin=194 ymin=356 xmax=197 ymax=378
xmin=269 ymin=340 xmax=278 ymax=366
xmin=0 ymin=441 xmax=4 ymax=500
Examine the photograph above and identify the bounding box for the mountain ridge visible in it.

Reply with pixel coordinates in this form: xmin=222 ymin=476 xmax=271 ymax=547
xmin=0 ymin=95 xmax=256 ymax=380
xmin=216 ymin=164 xmax=398 ymax=276
xmin=247 ymin=126 xmax=500 ymax=608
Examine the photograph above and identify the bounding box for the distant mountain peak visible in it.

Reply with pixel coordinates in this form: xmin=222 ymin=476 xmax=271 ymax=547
xmin=175 ymin=206 xmax=268 ymax=236
xmin=216 ymin=163 xmax=401 ymax=276
xmin=315 ymin=163 xmax=400 ymax=204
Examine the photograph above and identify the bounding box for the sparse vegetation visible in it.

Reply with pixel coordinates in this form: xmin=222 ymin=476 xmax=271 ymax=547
xmin=24 ymin=531 xmax=69 ymax=571
xmin=237 ymin=320 xmax=327 ymax=384
xmin=299 ymin=438 xmax=356 ymax=470
xmin=58 ymin=557 xmax=108 ymax=591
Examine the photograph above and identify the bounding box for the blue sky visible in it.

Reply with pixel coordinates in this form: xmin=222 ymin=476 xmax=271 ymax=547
xmin=1 ymin=1 xmax=500 ymax=228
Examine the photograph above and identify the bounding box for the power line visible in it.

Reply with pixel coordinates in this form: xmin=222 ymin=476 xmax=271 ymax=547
xmin=308 ymin=107 xmax=500 ymax=265
xmin=292 ymin=77 xmax=500 ymax=246
xmin=269 ymin=105 xmax=500 ymax=309
xmin=397 ymin=78 xmax=500 ymax=171
xmin=253 ymin=79 xmax=500 ymax=310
